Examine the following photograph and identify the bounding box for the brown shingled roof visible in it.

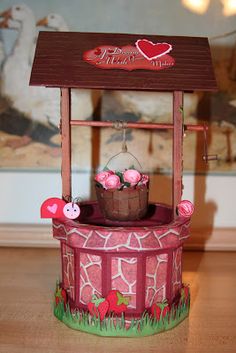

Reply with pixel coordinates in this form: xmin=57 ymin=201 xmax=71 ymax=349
xmin=30 ymin=31 xmax=217 ymax=92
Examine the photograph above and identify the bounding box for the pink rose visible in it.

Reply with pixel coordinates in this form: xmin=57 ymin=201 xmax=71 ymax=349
xmin=104 ymin=175 xmax=121 ymax=189
xmin=123 ymin=169 xmax=141 ymax=186
xmin=140 ymin=174 xmax=149 ymax=185
xmin=95 ymin=170 xmax=114 ymax=187
xmin=177 ymin=200 xmax=194 ymax=217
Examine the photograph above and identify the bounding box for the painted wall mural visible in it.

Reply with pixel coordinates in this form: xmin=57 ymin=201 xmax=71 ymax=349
xmin=0 ymin=1 xmax=236 ymax=174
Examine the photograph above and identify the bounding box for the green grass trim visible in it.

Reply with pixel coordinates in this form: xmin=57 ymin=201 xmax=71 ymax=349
xmin=54 ymin=295 xmax=190 ymax=337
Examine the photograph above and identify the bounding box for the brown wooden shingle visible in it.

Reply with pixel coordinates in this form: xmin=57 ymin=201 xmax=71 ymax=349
xmin=30 ymin=31 xmax=217 ymax=92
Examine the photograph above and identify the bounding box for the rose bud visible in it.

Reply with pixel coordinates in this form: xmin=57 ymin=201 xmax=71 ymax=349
xmin=104 ymin=175 xmax=121 ymax=190
xmin=177 ymin=200 xmax=194 ymax=217
xmin=95 ymin=170 xmax=114 ymax=187
xmin=123 ymin=169 xmax=141 ymax=186
xmin=140 ymin=174 xmax=149 ymax=185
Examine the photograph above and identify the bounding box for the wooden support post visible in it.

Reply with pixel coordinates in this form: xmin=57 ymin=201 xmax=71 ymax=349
xmin=172 ymin=91 xmax=184 ymax=218
xmin=60 ymin=88 xmax=71 ymax=199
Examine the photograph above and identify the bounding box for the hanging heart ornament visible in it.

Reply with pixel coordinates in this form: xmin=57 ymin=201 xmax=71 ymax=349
xmin=135 ymin=39 xmax=173 ymax=61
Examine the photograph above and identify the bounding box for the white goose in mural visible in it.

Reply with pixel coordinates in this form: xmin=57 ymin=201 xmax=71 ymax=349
xmin=37 ymin=13 xmax=69 ymax=31
xmin=113 ymin=90 xmax=198 ymax=123
xmin=0 ymin=16 xmax=24 ymax=70
xmin=1 ymin=5 xmax=36 ymax=99
xmin=37 ymin=13 xmax=99 ymax=121
xmin=0 ymin=4 xmax=62 ymax=127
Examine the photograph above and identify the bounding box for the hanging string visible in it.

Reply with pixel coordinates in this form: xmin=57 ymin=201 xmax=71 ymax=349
xmin=122 ymin=127 xmax=127 ymax=152
xmin=105 ymin=120 xmax=142 ymax=170
xmin=112 ymin=120 xmax=128 ymax=152
xmin=112 ymin=120 xmax=127 ymax=130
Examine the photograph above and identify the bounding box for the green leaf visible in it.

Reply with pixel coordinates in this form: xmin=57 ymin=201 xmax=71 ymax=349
xmin=129 ymin=165 xmax=136 ymax=170
xmin=123 ymin=182 xmax=131 ymax=188
xmin=117 ymin=292 xmax=130 ymax=306
xmin=103 ymin=166 xmax=110 ymax=171
xmin=55 ymin=287 xmax=62 ymax=298
xmin=91 ymin=295 xmax=105 ymax=307
xmin=95 ymin=182 xmax=103 ymax=188
xmin=115 ymin=171 xmax=124 ymax=183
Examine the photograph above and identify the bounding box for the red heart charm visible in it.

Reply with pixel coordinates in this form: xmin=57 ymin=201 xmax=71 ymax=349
xmin=135 ymin=39 xmax=172 ymax=61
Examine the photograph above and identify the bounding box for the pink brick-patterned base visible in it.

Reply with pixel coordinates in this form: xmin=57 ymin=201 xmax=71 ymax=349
xmin=57 ymin=202 xmax=190 ymax=317
xmin=111 ymin=257 xmax=137 ymax=309
xmin=145 ymin=254 xmax=168 ymax=307
xmin=61 ymin=244 xmax=75 ymax=301
xmin=79 ymin=253 xmax=102 ymax=304
xmin=172 ymin=247 xmax=182 ymax=298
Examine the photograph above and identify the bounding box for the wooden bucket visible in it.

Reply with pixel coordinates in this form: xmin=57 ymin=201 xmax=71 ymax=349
xmin=96 ymin=185 xmax=149 ymax=221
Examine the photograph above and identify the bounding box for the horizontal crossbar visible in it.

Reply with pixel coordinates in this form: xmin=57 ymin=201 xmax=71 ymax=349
xmin=70 ymin=120 xmax=207 ymax=132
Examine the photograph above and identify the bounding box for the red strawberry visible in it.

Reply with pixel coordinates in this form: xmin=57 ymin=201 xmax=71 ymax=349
xmin=151 ymin=301 xmax=170 ymax=321
xmin=61 ymin=289 xmax=67 ymax=308
xmin=55 ymin=286 xmax=67 ymax=310
xmin=88 ymin=295 xmax=109 ymax=321
xmin=55 ymin=296 xmax=60 ymax=306
xmin=106 ymin=290 xmax=130 ymax=314
xmin=180 ymin=285 xmax=190 ymax=304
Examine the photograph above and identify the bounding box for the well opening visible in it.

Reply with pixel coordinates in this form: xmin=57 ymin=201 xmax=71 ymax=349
xmin=77 ymin=201 xmax=173 ymax=228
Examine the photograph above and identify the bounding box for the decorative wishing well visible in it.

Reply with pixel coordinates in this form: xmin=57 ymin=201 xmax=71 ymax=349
xmin=30 ymin=31 xmax=217 ymax=337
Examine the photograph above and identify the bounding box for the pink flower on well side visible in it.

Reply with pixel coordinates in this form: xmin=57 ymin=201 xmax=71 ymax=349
xmin=95 ymin=170 xmax=114 ymax=187
xmin=123 ymin=169 xmax=141 ymax=186
xmin=177 ymin=200 xmax=194 ymax=217
xmin=140 ymin=174 xmax=149 ymax=185
xmin=104 ymin=175 xmax=121 ymax=189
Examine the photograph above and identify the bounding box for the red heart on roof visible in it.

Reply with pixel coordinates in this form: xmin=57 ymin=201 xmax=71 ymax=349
xmin=135 ymin=39 xmax=172 ymax=61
